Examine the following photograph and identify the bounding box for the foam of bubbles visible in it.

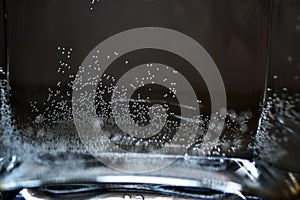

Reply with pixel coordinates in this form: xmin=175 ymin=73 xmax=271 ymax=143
xmin=256 ymin=92 xmax=300 ymax=164
xmin=0 ymin=48 xmax=255 ymax=171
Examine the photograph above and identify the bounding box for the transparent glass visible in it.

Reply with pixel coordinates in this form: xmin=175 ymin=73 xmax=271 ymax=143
xmin=254 ymin=0 xmax=300 ymax=178
xmin=0 ymin=0 xmax=299 ymax=199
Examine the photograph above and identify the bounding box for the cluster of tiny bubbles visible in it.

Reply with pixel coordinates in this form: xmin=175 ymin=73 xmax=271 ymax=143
xmin=1 ymin=46 xmax=255 ymax=170
xmin=73 ymin=62 xmax=181 ymax=153
xmin=57 ymin=46 xmax=72 ymax=74
xmin=0 ymin=80 xmax=45 ymax=161
xmin=5 ymin=46 xmax=90 ymax=157
xmin=0 ymin=66 xmax=5 ymax=75
xmin=186 ymin=108 xmax=253 ymax=157
xmin=69 ymin=53 xmax=259 ymax=159
xmin=219 ymin=110 xmax=254 ymax=153
xmin=255 ymin=90 xmax=300 ymax=163
xmin=89 ymin=0 xmax=100 ymax=10
xmin=29 ymin=46 xmax=75 ymax=125
xmin=0 ymin=80 xmax=14 ymax=152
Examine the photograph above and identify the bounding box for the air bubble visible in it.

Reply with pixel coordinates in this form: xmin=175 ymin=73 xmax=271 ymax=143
xmin=35 ymin=115 xmax=44 ymax=124
xmin=295 ymin=24 xmax=300 ymax=32
xmin=287 ymin=56 xmax=293 ymax=63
